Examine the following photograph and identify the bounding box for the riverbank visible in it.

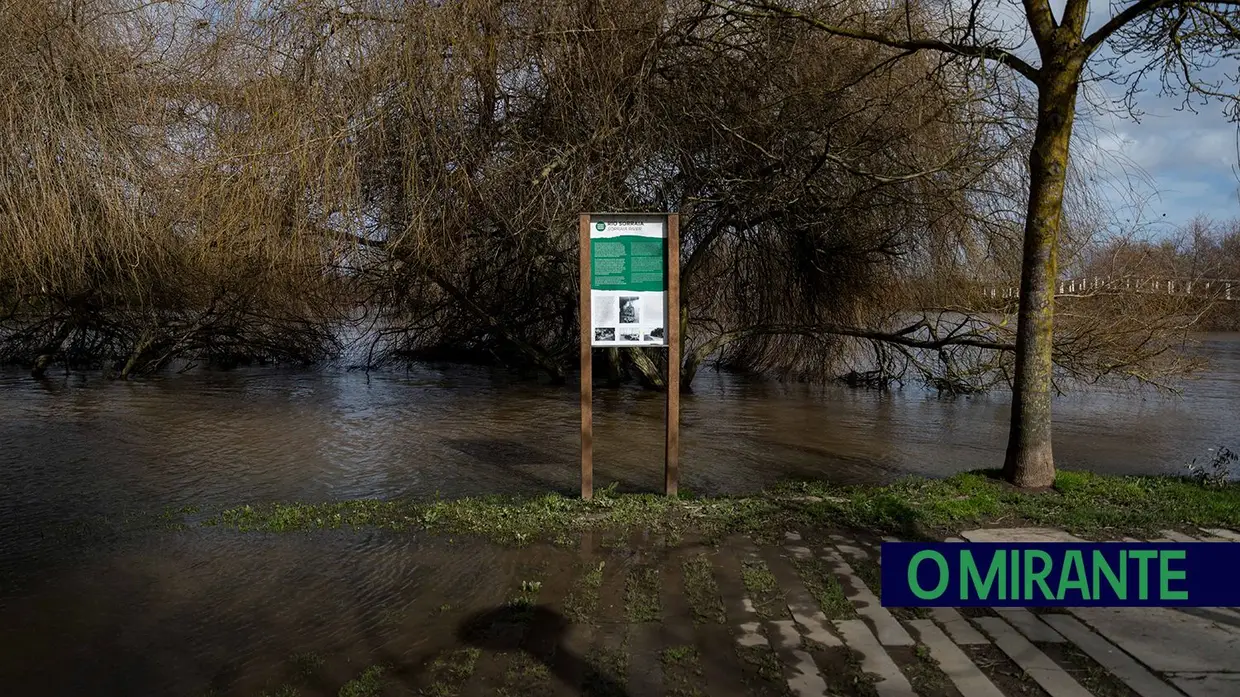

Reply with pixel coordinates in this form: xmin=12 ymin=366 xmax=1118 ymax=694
xmin=206 ymin=469 xmax=1240 ymax=544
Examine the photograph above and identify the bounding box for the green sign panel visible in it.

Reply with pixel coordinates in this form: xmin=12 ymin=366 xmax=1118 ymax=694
xmin=590 ymin=236 xmax=665 ymax=292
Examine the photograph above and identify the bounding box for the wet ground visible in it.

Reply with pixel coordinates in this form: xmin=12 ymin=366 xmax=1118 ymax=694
xmin=3 ymin=524 xmax=1238 ymax=697
xmin=3 ymin=336 xmax=1240 ymax=695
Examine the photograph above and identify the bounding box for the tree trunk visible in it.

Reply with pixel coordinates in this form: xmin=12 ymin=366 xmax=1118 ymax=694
xmin=31 ymin=320 xmax=74 ymax=379
xmin=605 ymin=347 xmax=623 ymax=387
xmin=626 ymin=348 xmax=665 ymax=389
xmin=1002 ymin=64 xmax=1081 ymax=488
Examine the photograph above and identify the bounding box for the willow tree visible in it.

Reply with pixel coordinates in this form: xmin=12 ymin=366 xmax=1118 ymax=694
xmin=730 ymin=0 xmax=1240 ymax=487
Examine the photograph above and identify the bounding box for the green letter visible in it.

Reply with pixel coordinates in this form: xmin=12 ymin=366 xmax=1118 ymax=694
xmin=1092 ymin=550 xmax=1126 ymax=600
xmin=1129 ymin=550 xmax=1158 ymax=600
xmin=909 ymin=551 xmax=949 ymax=600
xmin=1057 ymin=550 xmax=1091 ymax=601
xmin=961 ymin=550 xmax=1005 ymax=601
xmin=1009 ymin=547 xmax=1018 ymax=600
xmin=1024 ymin=550 xmax=1055 ymax=601
xmin=1159 ymin=550 xmax=1188 ymax=601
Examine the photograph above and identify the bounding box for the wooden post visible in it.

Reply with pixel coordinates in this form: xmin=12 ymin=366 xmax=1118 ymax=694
xmin=579 ymin=214 xmax=593 ymax=500
xmin=665 ymin=213 xmax=681 ymax=497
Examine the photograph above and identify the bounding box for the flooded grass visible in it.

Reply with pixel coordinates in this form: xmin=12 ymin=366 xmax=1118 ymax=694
xmin=496 ymin=651 xmax=550 ymax=696
xmin=564 ymin=560 xmax=606 ymax=623
xmin=661 ymin=645 xmax=705 ymax=697
xmin=681 ymin=555 xmax=726 ymax=624
xmin=205 ymin=492 xmax=774 ymax=545
xmin=585 ymin=637 xmax=628 ymax=697
xmin=288 ymin=652 xmax=324 ymax=680
xmin=421 ymin=650 xmax=478 ymax=697
xmin=790 ymin=556 xmax=854 ymax=619
xmin=736 ymin=644 xmax=786 ymax=691
xmin=739 ymin=559 xmax=786 ymax=621
xmin=199 ymin=470 xmax=1240 ymax=543
xmin=625 ymin=567 xmax=661 ymax=623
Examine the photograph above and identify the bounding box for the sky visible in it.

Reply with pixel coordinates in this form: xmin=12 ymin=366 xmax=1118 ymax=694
xmin=975 ymin=0 xmax=1240 ymax=230
xmin=1088 ymin=86 xmax=1239 ymax=228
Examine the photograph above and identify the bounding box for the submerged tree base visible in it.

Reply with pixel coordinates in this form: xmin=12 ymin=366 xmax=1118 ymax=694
xmin=203 ymin=470 xmax=1240 ymax=544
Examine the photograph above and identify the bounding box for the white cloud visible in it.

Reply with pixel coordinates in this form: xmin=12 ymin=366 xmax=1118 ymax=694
xmin=944 ymin=0 xmax=1240 ymax=223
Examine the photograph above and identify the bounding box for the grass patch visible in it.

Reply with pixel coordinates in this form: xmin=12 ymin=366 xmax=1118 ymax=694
xmin=1042 ymin=641 xmax=1137 ymax=697
xmin=339 ymin=665 xmax=386 ymax=697
xmin=204 ymin=490 xmax=773 ymax=545
xmin=841 ymin=647 xmax=880 ymax=697
xmin=195 ymin=470 xmax=1239 ymax=543
xmin=420 ymin=649 xmax=479 ymax=697
xmin=625 ymin=567 xmax=661 ymax=622
xmin=682 ymin=555 xmax=726 ymax=624
xmin=584 ymin=636 xmax=628 ymax=697
xmin=889 ymin=645 xmax=954 ymax=697
xmin=289 ymin=652 xmax=324 ymax=679
xmin=497 ymin=651 xmax=549 ymax=697
xmin=791 ymin=556 xmax=854 ymax=619
xmin=736 ymin=645 xmax=786 ymax=691
xmin=780 ymin=469 xmax=1240 ymax=538
xmin=564 ymin=560 xmax=606 ymax=623
xmin=740 ymin=559 xmax=787 ymax=621
xmin=661 ymin=645 xmax=704 ymax=697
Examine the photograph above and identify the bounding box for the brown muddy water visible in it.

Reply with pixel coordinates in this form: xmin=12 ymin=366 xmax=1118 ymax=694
xmin=1 ymin=334 xmax=1238 ymax=695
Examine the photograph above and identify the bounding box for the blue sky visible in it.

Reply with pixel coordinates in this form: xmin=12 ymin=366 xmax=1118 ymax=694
xmin=974 ymin=0 xmax=1240 ymax=229
xmin=1087 ymin=87 xmax=1239 ymax=227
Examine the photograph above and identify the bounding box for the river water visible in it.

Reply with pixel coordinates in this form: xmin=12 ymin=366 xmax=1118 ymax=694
xmin=1 ymin=333 xmax=1238 ymax=694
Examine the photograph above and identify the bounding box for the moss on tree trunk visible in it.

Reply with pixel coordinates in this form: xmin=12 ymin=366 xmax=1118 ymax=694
xmin=1002 ymin=61 xmax=1081 ymax=489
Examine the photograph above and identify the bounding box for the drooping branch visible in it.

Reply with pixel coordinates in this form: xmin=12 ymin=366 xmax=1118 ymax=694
xmin=722 ymin=1 xmax=1041 ymax=81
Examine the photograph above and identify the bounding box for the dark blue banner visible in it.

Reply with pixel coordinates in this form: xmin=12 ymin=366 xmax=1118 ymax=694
xmin=880 ymin=542 xmax=1240 ymax=607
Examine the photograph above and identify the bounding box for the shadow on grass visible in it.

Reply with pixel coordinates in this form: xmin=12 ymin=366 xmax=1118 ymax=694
xmin=458 ymin=604 xmax=630 ymax=697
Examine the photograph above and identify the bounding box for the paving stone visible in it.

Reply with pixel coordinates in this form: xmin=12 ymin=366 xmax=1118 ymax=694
xmin=783 ymin=648 xmax=831 ymax=697
xmin=960 ymin=528 xmax=1083 ymax=543
xmin=1192 ymin=531 xmax=1232 ymax=542
xmin=1167 ymin=672 xmax=1240 ymax=697
xmin=1041 ymin=612 xmax=1185 ymax=694
xmin=767 ymin=618 xmax=830 ymax=697
xmin=785 ymin=531 xmax=803 ymax=542
xmin=973 ymin=617 xmax=1093 ymax=697
xmin=819 ymin=547 xmax=913 ymax=647
xmin=834 ymin=619 xmax=917 ymax=697
xmin=830 ymin=534 xmax=872 ymax=562
xmin=909 ymin=619 xmax=1005 ymax=697
xmin=945 ymin=537 xmax=966 ymax=543
xmin=1176 ymin=607 xmax=1240 ymax=627
xmin=930 ymin=607 xmax=989 ymax=645
xmin=1159 ymin=530 xmax=1197 ymax=542
xmin=1069 ymin=607 xmax=1240 ymax=673
xmin=737 ymin=619 xmax=767 ymax=647
xmin=768 ymin=618 xmax=802 ymax=650
xmin=763 ymin=546 xmax=842 ymax=647
xmin=1041 ymin=613 xmax=1184 ymax=697
xmin=1200 ymin=528 xmax=1240 ymax=542
xmin=993 ymin=608 xmax=1065 ymax=643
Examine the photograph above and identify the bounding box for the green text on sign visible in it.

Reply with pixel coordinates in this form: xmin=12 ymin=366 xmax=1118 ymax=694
xmin=590 ymin=236 xmax=665 ymax=291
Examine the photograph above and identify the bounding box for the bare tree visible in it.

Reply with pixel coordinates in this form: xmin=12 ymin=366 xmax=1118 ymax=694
xmin=725 ymin=0 xmax=1240 ymax=486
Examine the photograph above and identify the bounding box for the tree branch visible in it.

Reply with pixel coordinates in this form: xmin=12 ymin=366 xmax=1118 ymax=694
xmin=722 ymin=1 xmax=1041 ymax=82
